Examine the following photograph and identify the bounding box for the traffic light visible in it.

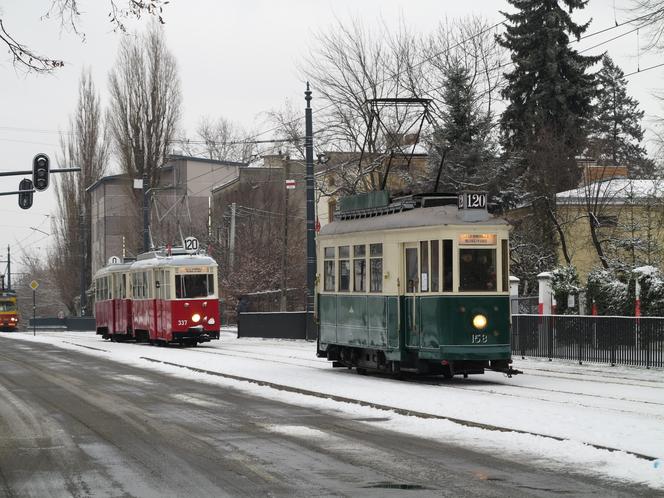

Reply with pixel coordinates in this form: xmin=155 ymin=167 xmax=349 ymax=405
xmin=32 ymin=153 xmax=50 ymax=192
xmin=18 ymin=178 xmax=34 ymax=210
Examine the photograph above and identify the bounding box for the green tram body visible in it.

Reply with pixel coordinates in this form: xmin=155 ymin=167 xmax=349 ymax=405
xmin=316 ymin=193 xmax=514 ymax=377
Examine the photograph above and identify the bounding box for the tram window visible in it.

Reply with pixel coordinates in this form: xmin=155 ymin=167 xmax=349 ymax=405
xmin=163 ymin=271 xmax=171 ymax=299
xmin=0 ymin=301 xmax=16 ymax=312
xmin=501 ymin=239 xmax=509 ymax=292
xmin=143 ymin=272 xmax=149 ymax=299
xmin=459 ymin=248 xmax=497 ymax=292
xmin=420 ymin=241 xmax=429 ymax=292
xmin=431 ymin=240 xmax=440 ymax=292
xmin=175 ymin=274 xmax=215 ymax=299
xmin=443 ymin=240 xmax=453 ymax=291
xmin=369 ymin=243 xmax=383 ymax=293
xmin=338 ymin=260 xmax=350 ymax=292
xmin=406 ymin=247 xmax=418 ymax=293
xmin=324 ymin=247 xmax=335 ymax=292
xmin=353 ymin=245 xmax=366 ymax=292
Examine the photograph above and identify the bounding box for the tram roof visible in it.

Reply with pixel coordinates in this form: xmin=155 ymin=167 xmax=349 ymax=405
xmin=94 ymin=253 xmax=217 ymax=277
xmin=130 ymin=253 xmax=218 ymax=270
xmin=318 ymin=205 xmax=509 ymax=236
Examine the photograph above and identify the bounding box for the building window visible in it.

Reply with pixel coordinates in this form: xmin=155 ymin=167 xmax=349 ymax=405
xmin=369 ymin=243 xmax=383 ymax=293
xmin=338 ymin=246 xmax=350 ymax=292
xmin=324 ymin=247 xmax=335 ymax=291
xmin=328 ymin=199 xmax=337 ymax=223
xmin=353 ymin=244 xmax=366 ymax=292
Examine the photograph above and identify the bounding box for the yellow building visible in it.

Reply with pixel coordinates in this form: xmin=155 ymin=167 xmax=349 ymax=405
xmin=554 ymin=178 xmax=664 ymax=279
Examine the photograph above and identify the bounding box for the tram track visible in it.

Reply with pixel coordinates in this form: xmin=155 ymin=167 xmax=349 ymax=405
xmin=175 ymin=345 xmax=664 ymax=412
xmin=138 ymin=355 xmax=659 ymax=463
xmin=30 ymin=334 xmax=663 ymax=416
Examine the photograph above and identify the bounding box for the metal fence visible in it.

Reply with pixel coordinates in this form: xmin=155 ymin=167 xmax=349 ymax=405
xmin=510 ymin=296 xmax=539 ymax=315
xmin=512 ymin=314 xmax=664 ymax=368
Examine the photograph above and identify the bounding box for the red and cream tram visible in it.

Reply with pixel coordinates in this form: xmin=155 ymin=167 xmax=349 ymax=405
xmin=94 ymin=243 xmax=221 ymax=346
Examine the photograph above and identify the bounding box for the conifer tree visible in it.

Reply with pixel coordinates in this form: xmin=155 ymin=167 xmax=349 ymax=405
xmin=497 ymin=0 xmax=599 ymax=193
xmin=434 ymin=60 xmax=495 ymax=190
xmin=588 ymin=55 xmax=649 ymax=174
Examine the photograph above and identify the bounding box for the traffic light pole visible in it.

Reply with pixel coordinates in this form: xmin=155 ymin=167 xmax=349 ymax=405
xmin=0 ymin=167 xmax=80 ymax=177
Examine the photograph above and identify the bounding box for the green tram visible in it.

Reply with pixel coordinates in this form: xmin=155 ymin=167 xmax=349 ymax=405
xmin=316 ymin=191 xmax=518 ymax=378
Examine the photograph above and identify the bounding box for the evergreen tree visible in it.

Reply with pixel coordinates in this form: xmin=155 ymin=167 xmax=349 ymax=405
xmin=588 ymin=55 xmax=649 ymax=174
xmin=497 ymin=0 xmax=599 ymax=193
xmin=433 ymin=59 xmax=496 ymax=191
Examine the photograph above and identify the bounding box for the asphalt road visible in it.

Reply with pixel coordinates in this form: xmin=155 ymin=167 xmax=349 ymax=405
xmin=0 ymin=337 xmax=651 ymax=497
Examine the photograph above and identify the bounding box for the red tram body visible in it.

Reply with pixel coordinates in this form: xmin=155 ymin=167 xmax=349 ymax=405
xmin=94 ymin=248 xmax=220 ymax=346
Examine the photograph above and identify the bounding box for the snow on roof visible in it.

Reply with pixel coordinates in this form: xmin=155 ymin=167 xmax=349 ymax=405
xmin=556 ymin=179 xmax=664 ymax=204
xmin=397 ymin=143 xmax=428 ymax=156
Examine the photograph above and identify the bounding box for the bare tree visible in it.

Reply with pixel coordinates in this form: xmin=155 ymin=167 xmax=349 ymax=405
xmin=191 ymin=116 xmax=255 ymax=163
xmin=107 ymin=23 xmax=180 ymax=254
xmin=50 ymin=69 xmax=109 ymax=314
xmin=631 ymin=1 xmax=664 ymax=51
xmin=1 ymin=1 xmax=169 ymax=74
xmin=108 ymin=23 xmax=180 ymax=186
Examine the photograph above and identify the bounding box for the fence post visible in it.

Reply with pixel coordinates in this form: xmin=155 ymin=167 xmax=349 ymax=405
xmin=578 ymin=316 xmax=583 ymax=365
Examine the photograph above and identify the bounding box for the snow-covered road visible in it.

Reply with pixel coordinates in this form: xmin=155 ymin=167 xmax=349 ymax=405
xmin=4 ymin=328 xmax=664 ymax=490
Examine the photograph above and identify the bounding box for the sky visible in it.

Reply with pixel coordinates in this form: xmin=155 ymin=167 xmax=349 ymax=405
xmin=1 ymin=0 xmax=662 ymax=276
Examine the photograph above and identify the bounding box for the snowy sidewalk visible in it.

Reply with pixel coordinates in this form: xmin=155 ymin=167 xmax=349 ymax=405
xmin=3 ymin=329 xmax=664 ymax=490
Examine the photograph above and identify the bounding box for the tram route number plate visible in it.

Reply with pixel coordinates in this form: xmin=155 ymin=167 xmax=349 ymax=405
xmin=184 ymin=236 xmax=199 ymax=253
xmin=458 ymin=192 xmax=487 ymax=209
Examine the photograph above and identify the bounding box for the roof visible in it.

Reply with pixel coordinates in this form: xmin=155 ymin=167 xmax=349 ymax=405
xmin=86 ymin=173 xmax=131 ymax=193
xmin=165 ymin=154 xmax=247 ymax=168
xmin=556 ymin=179 xmax=664 ymax=204
xmin=318 ymin=204 xmax=508 ymax=236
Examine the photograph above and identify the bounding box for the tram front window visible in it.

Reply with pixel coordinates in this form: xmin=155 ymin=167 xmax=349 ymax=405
xmin=175 ymin=274 xmax=214 ymax=298
xmin=0 ymin=301 xmax=16 ymax=312
xmin=459 ymin=248 xmax=497 ymax=292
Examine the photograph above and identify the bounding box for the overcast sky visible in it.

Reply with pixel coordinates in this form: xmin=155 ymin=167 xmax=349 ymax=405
xmin=1 ymin=0 xmax=662 ymax=274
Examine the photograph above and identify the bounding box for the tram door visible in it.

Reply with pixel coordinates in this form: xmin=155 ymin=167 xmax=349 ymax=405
xmin=403 ymin=243 xmax=420 ymax=348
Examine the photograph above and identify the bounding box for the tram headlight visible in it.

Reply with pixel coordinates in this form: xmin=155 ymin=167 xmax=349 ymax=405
xmin=191 ymin=313 xmax=201 ymax=323
xmin=472 ymin=314 xmax=488 ymax=330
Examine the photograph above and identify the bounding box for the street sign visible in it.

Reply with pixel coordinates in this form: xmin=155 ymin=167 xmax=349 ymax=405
xmin=286 ymin=179 xmax=296 ymax=190
xmin=29 ymin=280 xmax=39 ymax=290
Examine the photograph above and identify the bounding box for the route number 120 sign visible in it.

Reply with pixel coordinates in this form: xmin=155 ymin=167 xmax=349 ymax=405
xmin=458 ymin=192 xmax=487 ymax=210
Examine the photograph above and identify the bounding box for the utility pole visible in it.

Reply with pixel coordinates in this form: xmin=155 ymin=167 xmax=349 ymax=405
xmin=142 ymin=170 xmax=150 ymax=253
xmin=7 ymin=245 xmax=10 ymax=291
xmin=229 ymin=202 xmax=236 ymax=269
xmin=281 ymin=158 xmax=291 ymax=311
xmin=79 ymin=203 xmax=87 ymax=316
xmin=304 ymin=83 xmax=316 ymax=340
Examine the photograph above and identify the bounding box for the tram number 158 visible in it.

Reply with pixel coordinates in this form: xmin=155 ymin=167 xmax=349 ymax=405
xmin=471 ymin=334 xmax=488 ymax=344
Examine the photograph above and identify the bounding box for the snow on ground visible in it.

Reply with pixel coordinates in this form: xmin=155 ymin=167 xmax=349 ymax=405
xmin=4 ymin=328 xmax=664 ymax=490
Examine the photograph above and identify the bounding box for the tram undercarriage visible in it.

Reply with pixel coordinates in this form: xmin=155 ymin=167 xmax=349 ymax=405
xmin=322 ymin=345 xmax=519 ymax=378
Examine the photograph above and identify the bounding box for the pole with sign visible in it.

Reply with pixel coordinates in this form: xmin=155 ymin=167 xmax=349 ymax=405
xmin=30 ymin=280 xmax=39 ymax=336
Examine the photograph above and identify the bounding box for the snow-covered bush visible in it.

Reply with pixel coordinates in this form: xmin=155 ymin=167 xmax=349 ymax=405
xmin=632 ymin=266 xmax=664 ymax=317
xmin=551 ymin=265 xmax=581 ymax=314
xmin=586 ymin=268 xmax=630 ymax=316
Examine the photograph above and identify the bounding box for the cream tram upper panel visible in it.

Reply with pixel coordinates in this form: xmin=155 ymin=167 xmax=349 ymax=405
xmin=129 ymin=254 xmax=218 ymax=271
xmin=317 ymin=205 xmax=509 ymax=238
